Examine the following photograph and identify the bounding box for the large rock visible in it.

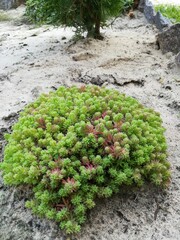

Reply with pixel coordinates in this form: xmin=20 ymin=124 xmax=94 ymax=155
xmin=138 ymin=0 xmax=172 ymax=31
xmin=138 ymin=0 xmax=145 ymax=12
xmin=0 ymin=0 xmax=15 ymax=9
xmin=0 ymin=0 xmax=24 ymax=10
xmin=143 ymin=0 xmax=156 ymax=24
xmin=157 ymin=24 xmax=180 ymax=54
xmin=154 ymin=11 xmax=172 ymax=31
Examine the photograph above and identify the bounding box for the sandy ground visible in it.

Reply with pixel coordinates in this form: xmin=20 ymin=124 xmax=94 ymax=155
xmin=0 ymin=6 xmax=180 ymax=240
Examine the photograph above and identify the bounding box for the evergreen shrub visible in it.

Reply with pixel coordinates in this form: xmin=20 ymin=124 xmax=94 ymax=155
xmin=26 ymin=0 xmax=133 ymax=39
xmin=0 ymin=86 xmax=170 ymax=234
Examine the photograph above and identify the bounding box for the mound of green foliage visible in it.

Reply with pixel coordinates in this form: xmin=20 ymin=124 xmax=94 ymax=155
xmin=26 ymin=0 xmax=133 ymax=39
xmin=155 ymin=4 xmax=180 ymax=23
xmin=0 ymin=86 xmax=170 ymax=234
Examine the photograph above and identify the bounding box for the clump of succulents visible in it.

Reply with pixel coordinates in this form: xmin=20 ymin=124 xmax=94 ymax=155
xmin=0 ymin=86 xmax=170 ymax=234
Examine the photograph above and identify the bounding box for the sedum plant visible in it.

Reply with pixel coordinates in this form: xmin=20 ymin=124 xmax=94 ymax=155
xmin=0 ymin=86 xmax=170 ymax=234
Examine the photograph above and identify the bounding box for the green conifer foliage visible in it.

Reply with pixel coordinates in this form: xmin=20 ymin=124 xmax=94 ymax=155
xmin=0 ymin=86 xmax=170 ymax=234
xmin=26 ymin=0 xmax=133 ymax=39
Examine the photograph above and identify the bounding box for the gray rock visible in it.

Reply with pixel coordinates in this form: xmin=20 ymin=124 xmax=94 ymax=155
xmin=154 ymin=11 xmax=172 ymax=31
xmin=0 ymin=0 xmax=24 ymax=10
xmin=138 ymin=0 xmax=145 ymax=12
xmin=175 ymin=52 xmax=180 ymax=67
xmin=157 ymin=24 xmax=180 ymax=54
xmin=0 ymin=0 xmax=15 ymax=9
xmin=143 ymin=0 xmax=156 ymax=24
xmin=139 ymin=0 xmax=172 ymax=31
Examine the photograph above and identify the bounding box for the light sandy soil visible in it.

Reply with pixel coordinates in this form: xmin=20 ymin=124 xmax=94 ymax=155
xmin=0 ymin=6 xmax=180 ymax=240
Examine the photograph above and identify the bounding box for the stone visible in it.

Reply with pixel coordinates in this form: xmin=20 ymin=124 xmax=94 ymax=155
xmin=138 ymin=0 xmax=172 ymax=31
xmin=0 ymin=0 xmax=14 ymax=9
xmin=138 ymin=0 xmax=145 ymax=12
xmin=157 ymin=24 xmax=180 ymax=54
xmin=154 ymin=11 xmax=172 ymax=31
xmin=143 ymin=0 xmax=156 ymax=24
xmin=0 ymin=0 xmax=24 ymax=10
xmin=175 ymin=52 xmax=180 ymax=67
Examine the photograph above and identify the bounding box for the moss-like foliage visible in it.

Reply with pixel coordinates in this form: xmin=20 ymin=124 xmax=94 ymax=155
xmin=0 ymin=86 xmax=170 ymax=234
